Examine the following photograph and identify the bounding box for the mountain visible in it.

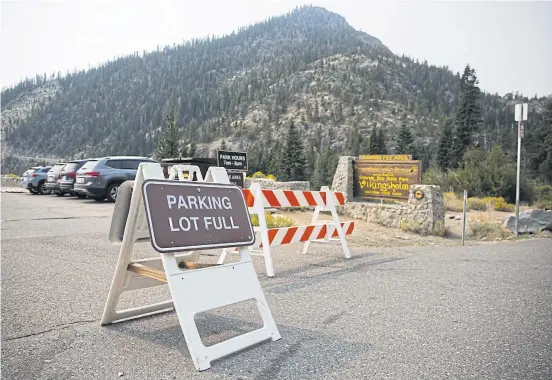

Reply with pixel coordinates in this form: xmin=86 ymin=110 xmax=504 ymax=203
xmin=1 ymin=5 xmax=549 ymax=180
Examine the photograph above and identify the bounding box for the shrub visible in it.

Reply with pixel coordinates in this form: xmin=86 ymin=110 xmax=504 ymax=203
xmin=269 ymin=215 xmax=295 ymax=228
xmin=467 ymin=197 xmax=488 ymax=211
xmin=482 ymin=197 xmax=514 ymax=212
xmin=252 ymin=171 xmax=266 ymax=179
xmin=534 ymin=184 xmax=552 ymax=210
xmin=6 ymin=173 xmax=19 ymax=178
xmin=250 ymin=211 xmax=295 ymax=228
xmin=401 ymin=219 xmax=446 ymax=236
xmin=443 ymin=192 xmax=464 ymax=212
xmin=469 ymin=221 xmax=512 ymax=240
xmin=401 ymin=219 xmax=427 ymax=235
xmin=266 ymin=174 xmax=277 ymax=180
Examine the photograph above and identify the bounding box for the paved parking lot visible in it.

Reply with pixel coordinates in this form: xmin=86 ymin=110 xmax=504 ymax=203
xmin=2 ymin=191 xmax=552 ymax=379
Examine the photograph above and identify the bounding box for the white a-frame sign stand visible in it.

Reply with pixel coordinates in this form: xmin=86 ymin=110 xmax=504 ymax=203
xmin=101 ymin=163 xmax=281 ymax=371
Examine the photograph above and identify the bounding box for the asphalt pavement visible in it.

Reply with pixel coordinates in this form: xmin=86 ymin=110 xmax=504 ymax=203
xmin=1 ymin=191 xmax=551 ymax=379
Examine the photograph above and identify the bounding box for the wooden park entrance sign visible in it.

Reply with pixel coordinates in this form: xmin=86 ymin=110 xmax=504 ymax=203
xmin=357 ymin=156 xmax=422 ymax=200
xmin=101 ymin=162 xmax=280 ymax=371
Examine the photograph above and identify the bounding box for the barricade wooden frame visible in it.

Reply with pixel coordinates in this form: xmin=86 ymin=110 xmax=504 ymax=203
xmin=217 ymin=184 xmax=355 ymax=277
xmin=100 ymin=163 xmax=281 ymax=371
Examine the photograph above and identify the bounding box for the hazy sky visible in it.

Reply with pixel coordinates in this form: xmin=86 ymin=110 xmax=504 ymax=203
xmin=1 ymin=0 xmax=551 ymax=96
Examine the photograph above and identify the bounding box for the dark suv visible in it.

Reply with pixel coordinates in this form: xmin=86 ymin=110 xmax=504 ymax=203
xmin=45 ymin=162 xmax=67 ymax=196
xmin=73 ymin=156 xmax=157 ymax=202
xmin=59 ymin=159 xmax=91 ymax=198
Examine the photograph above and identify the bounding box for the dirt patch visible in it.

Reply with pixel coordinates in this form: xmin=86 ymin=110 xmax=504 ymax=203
xmin=276 ymin=210 xmax=461 ymax=248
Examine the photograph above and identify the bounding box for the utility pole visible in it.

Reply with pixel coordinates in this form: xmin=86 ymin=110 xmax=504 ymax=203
xmin=514 ymin=103 xmax=528 ymax=237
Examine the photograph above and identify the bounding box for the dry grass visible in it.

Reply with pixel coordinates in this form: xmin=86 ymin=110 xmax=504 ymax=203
xmin=468 ymin=209 xmax=513 ymax=240
xmin=444 ymin=192 xmax=464 ymax=212
xmin=444 ymin=192 xmax=515 ymax=213
xmin=250 ymin=211 xmax=295 ymax=228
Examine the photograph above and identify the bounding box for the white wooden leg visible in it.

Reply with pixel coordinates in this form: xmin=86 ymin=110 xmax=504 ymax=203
xmin=217 ymin=248 xmax=229 ymax=264
xmin=326 ymin=189 xmax=352 ymax=259
xmin=302 ymin=205 xmax=321 ymax=255
xmin=161 ymin=247 xmax=281 ymax=371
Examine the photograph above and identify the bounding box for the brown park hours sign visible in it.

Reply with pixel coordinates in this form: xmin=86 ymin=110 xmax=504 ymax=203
xmin=357 ymin=160 xmax=422 ymax=200
xmin=141 ymin=180 xmax=255 ymax=253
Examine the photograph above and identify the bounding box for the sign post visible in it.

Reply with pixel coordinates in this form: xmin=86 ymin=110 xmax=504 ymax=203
xmin=217 ymin=149 xmax=248 ymax=188
xmin=514 ymin=103 xmax=528 ymax=237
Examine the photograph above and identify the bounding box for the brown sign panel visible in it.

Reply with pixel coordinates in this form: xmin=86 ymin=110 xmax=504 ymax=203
xmin=227 ymin=170 xmax=245 ymax=188
xmin=217 ymin=150 xmax=248 ymax=172
xmin=141 ymin=180 xmax=255 ymax=253
xmin=357 ymin=160 xmax=422 ymax=200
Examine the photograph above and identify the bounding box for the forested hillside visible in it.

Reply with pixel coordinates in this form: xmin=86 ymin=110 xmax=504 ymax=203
xmin=1 ymin=5 xmax=551 ymax=194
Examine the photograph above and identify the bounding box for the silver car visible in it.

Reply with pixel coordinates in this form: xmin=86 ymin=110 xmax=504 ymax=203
xmin=20 ymin=166 xmax=52 ymax=194
xmin=73 ymin=156 xmax=156 ymax=202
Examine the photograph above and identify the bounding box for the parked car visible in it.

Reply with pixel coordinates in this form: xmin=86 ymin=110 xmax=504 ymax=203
xmin=73 ymin=156 xmax=157 ymax=202
xmin=59 ymin=159 xmax=91 ymax=198
xmin=45 ymin=162 xmax=67 ymax=196
xmin=20 ymin=166 xmax=52 ymax=194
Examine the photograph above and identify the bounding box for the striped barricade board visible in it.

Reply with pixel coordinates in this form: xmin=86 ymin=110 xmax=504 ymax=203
xmin=218 ymin=185 xmax=355 ymax=277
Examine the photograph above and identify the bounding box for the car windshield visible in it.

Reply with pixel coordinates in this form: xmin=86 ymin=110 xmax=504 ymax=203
xmin=78 ymin=160 xmax=98 ymax=172
xmin=63 ymin=162 xmax=83 ymax=172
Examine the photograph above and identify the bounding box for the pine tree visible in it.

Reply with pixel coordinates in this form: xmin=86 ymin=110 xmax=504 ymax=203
xmin=311 ymin=150 xmax=328 ymax=190
xmin=360 ymin=136 xmax=370 ymax=155
xmin=155 ymin=109 xmax=180 ymax=159
xmin=268 ymin=141 xmax=284 ymax=178
xmin=395 ymin=120 xmax=415 ymax=155
xmin=180 ymin=143 xmax=189 ymax=158
xmin=376 ymin=127 xmax=388 ymax=154
xmin=189 ymin=141 xmax=197 ymax=156
xmin=282 ymin=122 xmax=307 ymax=181
xmin=526 ymin=99 xmax=552 ymax=183
xmin=368 ymin=127 xmax=379 ymax=154
xmin=452 ymin=65 xmax=483 ymax=167
xmin=305 ymin=143 xmax=316 ymax=180
xmin=437 ymin=117 xmax=454 ymax=171
xmin=346 ymin=123 xmax=361 ymax=156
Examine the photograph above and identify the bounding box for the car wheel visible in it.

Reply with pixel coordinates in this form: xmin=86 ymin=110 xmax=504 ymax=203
xmin=29 ymin=189 xmax=38 ymax=194
xmin=55 ymin=191 xmax=65 ymax=197
xmin=106 ymin=183 xmax=120 ymax=203
xmin=76 ymin=193 xmax=87 ymax=199
xmin=38 ymin=182 xmax=51 ymax=195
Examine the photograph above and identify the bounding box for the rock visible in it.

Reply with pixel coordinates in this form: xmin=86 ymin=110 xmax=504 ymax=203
xmin=480 ymin=237 xmax=488 ymax=241
xmin=448 ymin=215 xmax=455 ymax=219
xmin=503 ymin=209 xmax=552 ymax=233
xmin=454 ymin=216 xmax=461 ymax=221
xmin=118 ymin=372 xmax=125 ymax=377
xmin=244 ymin=178 xmax=310 ymax=191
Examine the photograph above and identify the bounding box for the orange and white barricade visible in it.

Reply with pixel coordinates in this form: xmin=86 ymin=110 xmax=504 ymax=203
xmin=218 ymin=184 xmax=355 ymax=277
